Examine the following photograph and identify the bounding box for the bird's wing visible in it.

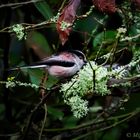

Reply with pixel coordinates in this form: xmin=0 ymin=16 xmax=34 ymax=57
xmin=9 ymin=60 xmax=75 ymax=71
xmin=9 ymin=64 xmax=47 ymax=71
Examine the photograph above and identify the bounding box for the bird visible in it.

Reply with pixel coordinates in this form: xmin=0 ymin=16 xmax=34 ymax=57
xmin=9 ymin=50 xmax=87 ymax=78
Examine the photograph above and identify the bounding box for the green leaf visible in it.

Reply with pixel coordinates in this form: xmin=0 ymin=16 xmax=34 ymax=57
xmin=75 ymin=11 xmax=105 ymax=33
xmin=46 ymin=75 xmax=59 ymax=88
xmin=48 ymin=106 xmax=64 ymax=120
xmin=26 ymin=31 xmax=53 ymax=57
xmin=9 ymin=38 xmax=24 ymax=65
xmin=28 ymin=69 xmax=58 ymax=89
xmin=93 ymin=30 xmax=117 ymax=48
xmin=28 ymin=69 xmax=43 ymax=86
xmin=104 ymin=128 xmax=122 ymax=140
xmin=62 ymin=116 xmax=78 ymax=128
xmin=34 ymin=1 xmax=53 ymax=20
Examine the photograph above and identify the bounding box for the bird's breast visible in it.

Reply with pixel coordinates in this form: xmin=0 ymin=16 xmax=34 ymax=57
xmin=48 ymin=65 xmax=77 ymax=78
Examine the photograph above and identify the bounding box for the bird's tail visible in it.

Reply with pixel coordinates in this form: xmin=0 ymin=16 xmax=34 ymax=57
xmin=9 ymin=59 xmax=76 ymax=71
xmin=9 ymin=64 xmax=47 ymax=71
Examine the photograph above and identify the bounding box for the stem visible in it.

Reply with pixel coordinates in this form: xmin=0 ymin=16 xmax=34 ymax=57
xmin=43 ymin=108 xmax=140 ymax=133
xmin=0 ymin=0 xmax=43 ymax=8
xmin=2 ymin=7 xmax=12 ymax=121
xmin=39 ymin=104 xmax=47 ymax=140
xmin=72 ymin=108 xmax=140 ymax=140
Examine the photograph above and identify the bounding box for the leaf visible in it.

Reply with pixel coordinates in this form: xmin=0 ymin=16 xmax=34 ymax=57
xmin=9 ymin=37 xmax=24 ymax=66
xmin=102 ymin=128 xmax=121 ymax=140
xmin=26 ymin=31 xmax=52 ymax=59
xmin=56 ymin=0 xmax=81 ymax=45
xmin=34 ymin=1 xmax=53 ymax=20
xmin=62 ymin=116 xmax=78 ymax=128
xmin=48 ymin=106 xmax=64 ymax=120
xmin=28 ymin=69 xmax=44 ymax=86
xmin=28 ymin=69 xmax=58 ymax=89
xmin=93 ymin=30 xmax=117 ymax=48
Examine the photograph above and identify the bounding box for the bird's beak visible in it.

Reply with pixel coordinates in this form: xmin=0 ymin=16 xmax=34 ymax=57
xmin=84 ymin=60 xmax=87 ymax=64
xmin=83 ymin=60 xmax=87 ymax=66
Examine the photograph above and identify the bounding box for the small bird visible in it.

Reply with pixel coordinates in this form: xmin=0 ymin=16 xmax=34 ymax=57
xmin=10 ymin=50 xmax=87 ymax=78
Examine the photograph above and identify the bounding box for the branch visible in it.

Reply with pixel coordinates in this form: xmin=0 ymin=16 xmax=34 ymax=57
xmin=42 ymin=108 xmax=140 ymax=139
xmin=0 ymin=0 xmax=43 ymax=8
xmin=120 ymin=33 xmax=140 ymax=42
xmin=0 ymin=20 xmax=56 ymax=33
xmin=73 ymin=108 xmax=140 ymax=140
xmin=39 ymin=104 xmax=47 ymax=140
xmin=22 ymin=72 xmax=48 ymax=140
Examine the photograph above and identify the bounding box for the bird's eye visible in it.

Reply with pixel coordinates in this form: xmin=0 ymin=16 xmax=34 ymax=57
xmin=79 ymin=56 xmax=83 ymax=60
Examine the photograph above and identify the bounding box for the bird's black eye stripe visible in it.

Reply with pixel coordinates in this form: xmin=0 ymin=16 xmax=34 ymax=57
xmin=47 ymin=60 xmax=75 ymax=67
xmin=36 ymin=60 xmax=75 ymax=67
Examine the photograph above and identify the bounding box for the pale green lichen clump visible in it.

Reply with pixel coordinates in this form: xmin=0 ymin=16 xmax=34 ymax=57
xmin=60 ymin=21 xmax=72 ymax=31
xmin=60 ymin=61 xmax=110 ymax=118
xmin=11 ymin=24 xmax=27 ymax=40
xmin=61 ymin=62 xmax=109 ymax=97
xmin=64 ymin=96 xmax=89 ymax=118
xmin=60 ymin=60 xmax=137 ymax=118
xmin=1 ymin=77 xmax=39 ymax=89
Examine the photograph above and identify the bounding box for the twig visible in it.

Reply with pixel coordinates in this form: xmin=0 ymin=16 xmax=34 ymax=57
xmin=2 ymin=8 xmax=13 ymax=121
xmin=43 ymin=108 xmax=139 ymax=133
xmin=48 ymin=108 xmax=140 ymax=139
xmin=73 ymin=108 xmax=140 ymax=140
xmin=39 ymin=104 xmax=47 ymax=140
xmin=0 ymin=0 xmax=42 ymax=8
xmin=0 ymin=20 xmax=56 ymax=33
xmin=22 ymin=72 xmax=48 ymax=140
xmin=38 ymin=72 xmax=48 ymax=139
xmin=22 ymin=100 xmax=45 ymax=140
xmin=120 ymin=34 xmax=140 ymax=42
xmin=76 ymin=6 xmax=94 ymax=19
xmin=58 ymin=0 xmax=68 ymax=12
xmin=109 ymin=40 xmax=119 ymax=69
xmin=88 ymin=61 xmax=96 ymax=93
xmin=39 ymin=72 xmax=48 ymax=97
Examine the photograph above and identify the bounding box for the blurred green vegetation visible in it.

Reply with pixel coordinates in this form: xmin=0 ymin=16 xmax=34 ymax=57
xmin=0 ymin=0 xmax=140 ymax=140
